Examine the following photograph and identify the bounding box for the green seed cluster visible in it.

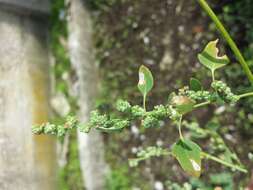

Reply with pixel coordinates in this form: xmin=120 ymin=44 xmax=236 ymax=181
xmin=116 ymin=99 xmax=131 ymax=112
xmin=129 ymin=146 xmax=169 ymax=167
xmin=186 ymin=90 xmax=215 ymax=102
xmin=143 ymin=105 xmax=170 ymax=128
xmin=116 ymin=99 xmax=145 ymax=118
xmin=115 ymin=100 xmax=183 ymax=129
xmin=32 ymin=80 xmax=241 ymax=136
xmin=116 ymin=100 xmax=172 ymax=128
xmin=211 ymin=81 xmax=239 ymax=104
xmin=137 ymin=146 xmax=168 ymax=157
xmin=142 ymin=115 xmax=160 ymax=128
xmin=131 ymin=105 xmax=146 ymax=117
xmin=99 ymin=100 xmax=175 ymax=129
xmin=84 ymin=110 xmax=130 ymax=132
xmin=178 ymin=86 xmax=217 ymax=103
xmin=32 ymin=115 xmax=78 ymax=137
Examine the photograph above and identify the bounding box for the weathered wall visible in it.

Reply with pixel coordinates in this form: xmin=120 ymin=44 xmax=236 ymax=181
xmin=67 ymin=0 xmax=108 ymax=189
xmin=0 ymin=0 xmax=50 ymax=15
xmin=0 ymin=2 xmax=56 ymax=190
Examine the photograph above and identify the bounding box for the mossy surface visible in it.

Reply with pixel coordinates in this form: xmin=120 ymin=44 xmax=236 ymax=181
xmin=57 ymin=131 xmax=84 ymax=190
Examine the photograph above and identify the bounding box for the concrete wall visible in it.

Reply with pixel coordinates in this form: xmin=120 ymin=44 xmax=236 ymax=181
xmin=0 ymin=0 xmax=50 ymax=15
xmin=0 ymin=1 xmax=56 ymax=189
xmin=67 ymin=0 xmax=108 ymax=189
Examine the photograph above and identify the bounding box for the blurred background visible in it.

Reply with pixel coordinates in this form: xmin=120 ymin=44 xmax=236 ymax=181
xmin=0 ymin=0 xmax=253 ymax=189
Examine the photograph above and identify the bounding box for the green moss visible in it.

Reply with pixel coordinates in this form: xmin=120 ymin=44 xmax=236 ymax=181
xmin=105 ymin=162 xmax=151 ymax=190
xmin=106 ymin=166 xmax=131 ymax=190
xmin=57 ymin=131 xmax=84 ymax=190
xmin=50 ymin=0 xmax=83 ymax=189
xmin=50 ymin=0 xmax=71 ymax=96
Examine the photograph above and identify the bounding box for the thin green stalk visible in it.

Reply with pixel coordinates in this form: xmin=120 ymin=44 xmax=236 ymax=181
xmin=194 ymin=101 xmax=211 ymax=108
xmin=97 ymin=127 xmax=119 ymax=132
xmin=239 ymin=92 xmax=253 ymax=99
xmin=197 ymin=0 xmax=253 ymax=85
xmin=143 ymin=84 xmax=147 ymax=111
xmin=193 ymin=92 xmax=253 ymax=109
xmin=129 ymin=151 xmax=171 ymax=166
xmin=211 ymin=69 xmax=215 ymax=82
xmin=143 ymin=94 xmax=146 ymax=112
xmin=201 ymin=152 xmax=247 ymax=173
xmin=178 ymin=115 xmax=184 ymax=140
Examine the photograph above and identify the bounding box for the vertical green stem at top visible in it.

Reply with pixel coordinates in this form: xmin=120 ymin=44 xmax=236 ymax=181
xmin=143 ymin=94 xmax=146 ymax=112
xmin=196 ymin=0 xmax=253 ymax=86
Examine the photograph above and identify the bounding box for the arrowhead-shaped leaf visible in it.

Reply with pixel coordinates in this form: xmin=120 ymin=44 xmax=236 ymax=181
xmin=171 ymin=139 xmax=202 ymax=177
xmin=190 ymin=78 xmax=202 ymax=91
xmin=198 ymin=39 xmax=229 ymax=72
xmin=138 ymin=65 xmax=154 ymax=97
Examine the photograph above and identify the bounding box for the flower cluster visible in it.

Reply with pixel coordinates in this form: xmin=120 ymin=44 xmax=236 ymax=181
xmin=142 ymin=105 xmax=170 ymax=128
xmin=116 ymin=100 xmax=182 ymax=128
xmin=83 ymin=110 xmax=130 ymax=133
xmin=116 ymin=99 xmax=145 ymax=118
xmin=211 ymin=81 xmax=239 ymax=104
xmin=129 ymin=146 xmax=169 ymax=167
xmin=32 ymin=115 xmax=78 ymax=137
xmin=185 ymin=90 xmax=216 ymax=102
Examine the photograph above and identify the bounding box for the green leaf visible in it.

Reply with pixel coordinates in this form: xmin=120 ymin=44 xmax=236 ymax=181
xmin=138 ymin=65 xmax=154 ymax=97
xmin=171 ymin=139 xmax=202 ymax=177
xmin=171 ymin=96 xmax=196 ymax=115
xmin=198 ymin=39 xmax=229 ymax=72
xmin=190 ymin=78 xmax=202 ymax=91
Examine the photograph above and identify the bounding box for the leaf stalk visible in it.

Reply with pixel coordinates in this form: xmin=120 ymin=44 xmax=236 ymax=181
xmin=239 ymin=92 xmax=253 ymax=99
xmin=201 ymin=152 xmax=247 ymax=173
xmin=178 ymin=115 xmax=184 ymax=140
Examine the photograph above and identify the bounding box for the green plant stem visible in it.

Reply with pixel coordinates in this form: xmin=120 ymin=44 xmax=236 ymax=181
xmin=178 ymin=115 xmax=184 ymax=140
xmin=143 ymin=95 xmax=146 ymax=112
xmin=97 ymin=127 xmax=119 ymax=132
xmin=197 ymin=0 xmax=253 ymax=85
xmin=129 ymin=150 xmax=171 ymax=166
xmin=194 ymin=101 xmax=211 ymax=108
xmin=239 ymin=92 xmax=253 ymax=99
xmin=211 ymin=69 xmax=215 ymax=82
xmin=194 ymin=91 xmax=253 ymax=107
xmin=201 ymin=152 xmax=247 ymax=173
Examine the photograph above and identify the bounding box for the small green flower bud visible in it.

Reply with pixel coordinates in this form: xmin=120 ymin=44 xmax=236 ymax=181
xmin=116 ymin=99 xmax=131 ymax=112
xmin=131 ymin=105 xmax=145 ymax=117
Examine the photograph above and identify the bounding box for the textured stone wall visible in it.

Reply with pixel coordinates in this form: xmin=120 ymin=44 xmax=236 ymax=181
xmin=0 ymin=2 xmax=56 ymax=189
xmin=67 ymin=0 xmax=108 ymax=189
xmin=0 ymin=0 xmax=50 ymax=15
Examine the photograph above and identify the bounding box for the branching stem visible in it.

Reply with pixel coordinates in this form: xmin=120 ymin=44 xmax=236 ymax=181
xmin=239 ymin=92 xmax=253 ymax=99
xmin=194 ymin=101 xmax=211 ymax=108
xmin=197 ymin=0 xmax=253 ymax=85
xmin=201 ymin=152 xmax=247 ymax=173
